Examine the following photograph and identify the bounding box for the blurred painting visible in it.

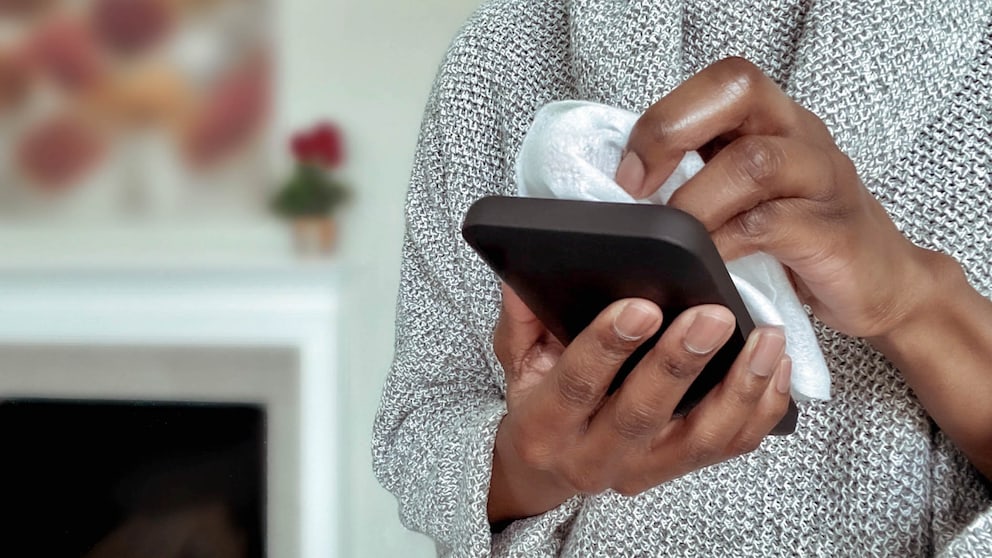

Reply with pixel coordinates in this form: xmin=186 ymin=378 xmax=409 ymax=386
xmin=0 ymin=0 xmax=273 ymax=222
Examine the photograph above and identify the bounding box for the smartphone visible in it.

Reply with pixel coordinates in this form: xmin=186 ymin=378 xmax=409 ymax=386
xmin=462 ymin=195 xmax=797 ymax=435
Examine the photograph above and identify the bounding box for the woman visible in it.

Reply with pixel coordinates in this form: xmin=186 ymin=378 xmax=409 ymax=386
xmin=373 ymin=1 xmax=992 ymax=555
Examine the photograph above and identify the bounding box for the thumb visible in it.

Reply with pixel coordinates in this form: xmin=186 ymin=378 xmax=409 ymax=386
xmin=494 ymin=283 xmax=546 ymax=372
xmin=501 ymin=282 xmax=539 ymax=323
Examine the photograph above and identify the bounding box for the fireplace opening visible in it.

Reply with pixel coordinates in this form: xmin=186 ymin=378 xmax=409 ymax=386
xmin=1 ymin=399 xmax=265 ymax=557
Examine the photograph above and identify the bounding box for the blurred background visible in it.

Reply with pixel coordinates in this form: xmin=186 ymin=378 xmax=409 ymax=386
xmin=0 ymin=0 xmax=481 ymax=556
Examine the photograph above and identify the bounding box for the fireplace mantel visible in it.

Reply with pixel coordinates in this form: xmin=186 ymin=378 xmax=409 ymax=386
xmin=0 ymin=260 xmax=343 ymax=557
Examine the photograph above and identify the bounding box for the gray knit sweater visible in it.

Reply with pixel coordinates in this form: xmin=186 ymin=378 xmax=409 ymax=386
xmin=372 ymin=1 xmax=992 ymax=556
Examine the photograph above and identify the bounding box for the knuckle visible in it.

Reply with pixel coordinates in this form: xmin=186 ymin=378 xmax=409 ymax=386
xmin=714 ymin=56 xmax=763 ymax=98
xmin=556 ymin=372 xmax=601 ymax=408
xmin=594 ymin=325 xmax=638 ymax=363
xmin=729 ymin=435 xmax=764 ymax=456
xmin=510 ymin=429 xmax=555 ymax=469
xmin=727 ymin=380 xmax=765 ymax=408
xmin=800 ymin=148 xmax=846 ymax=206
xmin=613 ymin=405 xmax=658 ymax=441
xmin=799 ymin=105 xmax=836 ymax=138
xmin=817 ymin=150 xmax=857 ymax=204
xmin=648 ymin=116 xmax=680 ymax=146
xmin=776 ymin=103 xmax=805 ymax=132
xmin=761 ymin=392 xmax=792 ymax=425
xmin=658 ymin=351 xmax=700 ymax=381
xmin=681 ymin=432 xmax=722 ymax=468
xmin=732 ymin=135 xmax=784 ymax=184
xmin=561 ymin=464 xmax=606 ymax=495
xmin=734 ymin=204 xmax=774 ymax=240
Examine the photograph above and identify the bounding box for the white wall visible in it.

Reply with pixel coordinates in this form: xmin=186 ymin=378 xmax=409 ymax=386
xmin=280 ymin=1 xmax=482 ymax=556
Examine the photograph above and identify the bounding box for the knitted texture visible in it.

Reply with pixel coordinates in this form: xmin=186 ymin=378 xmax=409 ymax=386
xmin=372 ymin=1 xmax=992 ymax=556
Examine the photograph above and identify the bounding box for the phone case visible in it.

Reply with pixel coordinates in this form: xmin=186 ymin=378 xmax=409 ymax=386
xmin=462 ymin=196 xmax=797 ymax=435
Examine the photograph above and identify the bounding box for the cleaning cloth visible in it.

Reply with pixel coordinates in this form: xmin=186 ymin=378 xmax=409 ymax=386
xmin=516 ymin=101 xmax=830 ymax=401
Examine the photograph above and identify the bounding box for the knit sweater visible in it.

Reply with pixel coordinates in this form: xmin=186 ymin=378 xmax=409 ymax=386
xmin=372 ymin=1 xmax=992 ymax=556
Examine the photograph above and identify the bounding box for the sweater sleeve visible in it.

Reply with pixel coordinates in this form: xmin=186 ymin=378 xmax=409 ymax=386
xmin=371 ymin=217 xmax=508 ymax=557
xmin=939 ymin=512 xmax=992 ymax=558
xmin=932 ymin=431 xmax=992 ymax=556
xmin=371 ymin=4 xmax=581 ymax=556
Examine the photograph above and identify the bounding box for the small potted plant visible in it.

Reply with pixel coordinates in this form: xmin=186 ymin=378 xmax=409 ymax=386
xmin=271 ymin=122 xmax=351 ymax=255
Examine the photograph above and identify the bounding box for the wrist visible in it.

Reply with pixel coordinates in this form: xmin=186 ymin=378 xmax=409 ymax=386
xmin=869 ymin=247 xmax=965 ymax=353
xmin=865 ymin=248 xmax=992 ymax=478
xmin=487 ymin=419 xmax=576 ymax=525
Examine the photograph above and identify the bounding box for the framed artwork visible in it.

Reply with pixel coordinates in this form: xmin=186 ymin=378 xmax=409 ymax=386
xmin=0 ymin=0 xmax=274 ymax=224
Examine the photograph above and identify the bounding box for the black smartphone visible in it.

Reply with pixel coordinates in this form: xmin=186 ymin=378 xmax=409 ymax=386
xmin=462 ymin=195 xmax=797 ymax=435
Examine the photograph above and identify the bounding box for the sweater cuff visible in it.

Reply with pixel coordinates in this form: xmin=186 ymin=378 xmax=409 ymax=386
xmin=446 ymin=398 xmax=507 ymax=557
xmin=449 ymin=397 xmax=584 ymax=557
xmin=491 ymin=495 xmax=583 ymax=557
xmin=938 ymin=507 xmax=992 ymax=557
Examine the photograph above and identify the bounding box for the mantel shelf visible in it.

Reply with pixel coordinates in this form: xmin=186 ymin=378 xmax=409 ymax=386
xmin=0 ymin=220 xmax=342 ymax=271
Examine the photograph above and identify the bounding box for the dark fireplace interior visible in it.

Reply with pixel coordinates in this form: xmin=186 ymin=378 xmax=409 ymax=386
xmin=1 ymin=399 xmax=265 ymax=557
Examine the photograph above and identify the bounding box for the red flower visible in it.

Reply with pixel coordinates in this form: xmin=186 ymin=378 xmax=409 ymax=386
xmin=290 ymin=122 xmax=344 ymax=168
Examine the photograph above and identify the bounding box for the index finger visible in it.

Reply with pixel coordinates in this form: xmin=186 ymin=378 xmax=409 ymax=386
xmin=525 ymin=299 xmax=663 ymax=435
xmin=616 ymin=57 xmax=806 ymax=199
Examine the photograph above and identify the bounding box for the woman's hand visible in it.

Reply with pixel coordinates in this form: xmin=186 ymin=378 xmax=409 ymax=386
xmin=615 ymin=57 xmax=946 ymax=339
xmin=612 ymin=57 xmax=992 ymax=478
xmin=488 ymin=284 xmax=792 ymax=524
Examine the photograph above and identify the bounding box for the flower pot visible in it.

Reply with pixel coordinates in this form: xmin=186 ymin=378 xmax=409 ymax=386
xmin=292 ymin=216 xmax=338 ymax=256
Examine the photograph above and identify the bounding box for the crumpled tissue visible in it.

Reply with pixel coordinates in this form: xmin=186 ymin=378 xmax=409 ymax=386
xmin=516 ymin=100 xmax=830 ymax=401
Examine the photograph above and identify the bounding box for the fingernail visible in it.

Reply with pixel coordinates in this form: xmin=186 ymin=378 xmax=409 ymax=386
xmin=776 ymin=355 xmax=793 ymax=394
xmin=613 ymin=301 xmax=657 ymax=341
xmin=615 ymin=150 xmax=645 ymax=197
xmin=747 ymin=327 xmax=786 ymax=377
xmin=683 ymin=311 xmax=734 ymax=355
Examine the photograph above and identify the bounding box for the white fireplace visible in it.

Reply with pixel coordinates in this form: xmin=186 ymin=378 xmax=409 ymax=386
xmin=0 ymin=242 xmax=342 ymax=558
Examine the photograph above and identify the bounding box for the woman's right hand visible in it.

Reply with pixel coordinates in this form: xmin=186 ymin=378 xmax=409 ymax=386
xmin=488 ymin=284 xmax=793 ymax=524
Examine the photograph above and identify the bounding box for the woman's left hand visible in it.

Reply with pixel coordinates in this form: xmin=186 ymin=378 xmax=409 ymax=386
xmin=615 ymin=56 xmax=947 ymax=339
